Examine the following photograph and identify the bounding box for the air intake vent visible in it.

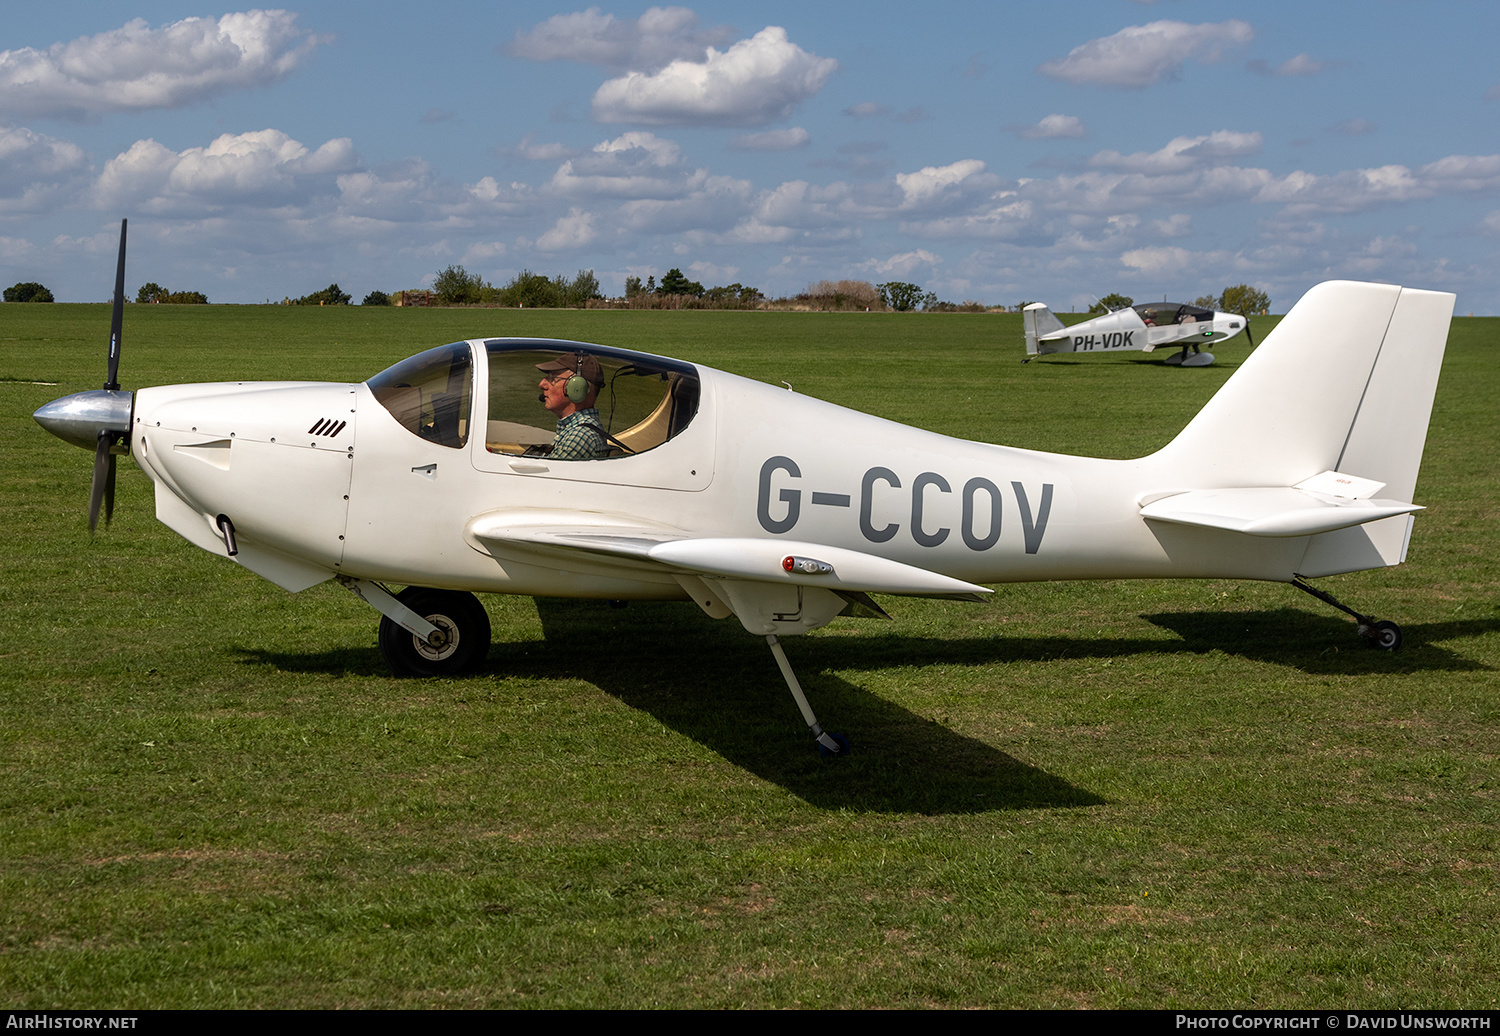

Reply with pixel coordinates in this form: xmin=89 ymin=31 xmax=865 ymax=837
xmin=308 ymin=418 xmax=347 ymax=437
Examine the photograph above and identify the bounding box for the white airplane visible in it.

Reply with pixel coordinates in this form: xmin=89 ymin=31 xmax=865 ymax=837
xmin=1024 ymin=299 xmax=1252 ymax=366
xmin=36 ymin=222 xmax=1453 ymax=755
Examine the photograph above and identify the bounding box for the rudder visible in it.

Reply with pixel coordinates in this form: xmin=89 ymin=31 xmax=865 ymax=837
xmin=1153 ymin=281 xmax=1453 ymax=492
xmin=1023 ymin=302 xmax=1066 ymax=356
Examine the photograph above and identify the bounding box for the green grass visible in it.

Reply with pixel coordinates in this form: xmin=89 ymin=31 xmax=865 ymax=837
xmin=1 ymin=304 xmax=1496 ymax=1008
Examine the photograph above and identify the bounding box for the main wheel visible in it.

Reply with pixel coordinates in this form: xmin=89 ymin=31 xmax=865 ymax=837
xmin=378 ymin=587 xmax=490 ymax=677
xmin=818 ymin=733 xmax=851 ymax=758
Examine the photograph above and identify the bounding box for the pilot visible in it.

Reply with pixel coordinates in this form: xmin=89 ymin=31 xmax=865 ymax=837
xmin=536 ymin=353 xmax=608 ymax=460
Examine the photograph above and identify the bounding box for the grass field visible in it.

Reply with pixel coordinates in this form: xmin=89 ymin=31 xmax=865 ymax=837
xmin=1 ymin=302 xmax=1496 ymax=1008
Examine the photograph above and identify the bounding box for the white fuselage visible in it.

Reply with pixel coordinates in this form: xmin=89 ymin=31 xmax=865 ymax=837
xmin=1040 ymin=307 xmax=1244 ymax=354
xmin=128 ymin=337 xmax=1384 ymax=604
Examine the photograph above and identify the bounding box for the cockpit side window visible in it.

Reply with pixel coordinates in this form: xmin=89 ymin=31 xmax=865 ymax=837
xmin=484 ymin=345 xmax=699 ymax=460
xmin=1135 ymin=302 xmax=1214 ymax=326
xmin=367 ymin=343 xmax=472 ymax=448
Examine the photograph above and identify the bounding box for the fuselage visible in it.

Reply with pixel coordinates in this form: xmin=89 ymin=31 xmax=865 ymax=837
xmin=126 ymin=336 xmax=1329 ymax=602
xmin=1040 ymin=304 xmax=1245 ymax=354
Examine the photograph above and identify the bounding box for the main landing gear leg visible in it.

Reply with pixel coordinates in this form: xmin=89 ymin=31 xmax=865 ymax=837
xmin=766 ymin=635 xmax=849 ymax=756
xmin=1290 ymin=577 xmax=1403 ymax=650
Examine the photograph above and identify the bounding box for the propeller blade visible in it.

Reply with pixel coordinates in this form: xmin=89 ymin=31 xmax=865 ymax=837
xmin=1244 ymin=320 xmax=1255 ymax=348
xmin=104 ymin=451 xmax=117 ymax=527
xmin=89 ymin=431 xmax=112 ymax=533
xmin=105 ymin=218 xmax=127 ymax=391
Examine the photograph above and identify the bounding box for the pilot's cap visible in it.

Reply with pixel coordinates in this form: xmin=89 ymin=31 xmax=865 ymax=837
xmin=536 ymin=353 xmax=604 ymax=386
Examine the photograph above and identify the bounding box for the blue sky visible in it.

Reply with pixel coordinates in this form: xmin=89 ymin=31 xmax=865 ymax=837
xmin=4 ymin=1 xmax=1500 ymax=311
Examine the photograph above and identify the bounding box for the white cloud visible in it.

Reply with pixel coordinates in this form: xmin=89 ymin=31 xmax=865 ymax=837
xmin=505 ymin=7 xmax=733 ymax=70
xmin=336 ymin=161 xmax=438 ymax=221
xmin=1418 ymin=154 xmax=1500 ymax=193
xmin=687 ymin=259 xmax=736 ymax=283
xmin=536 ymin=208 xmax=599 ymax=251
xmin=1091 ymin=131 xmax=1263 ymax=173
xmin=1271 ymin=168 xmax=1417 ymax=213
xmin=549 ymin=131 xmax=692 ymax=198
xmin=592 ymin=26 xmax=837 ymax=126
xmin=716 ymin=219 xmax=797 ymax=245
xmin=0 ymin=126 xmax=89 ymax=209
xmin=1119 ymin=245 xmax=1221 ymax=275
xmin=467 ymin=176 xmax=530 ymax=210
xmin=0 ymin=235 xmax=38 ymax=261
xmin=899 ymin=197 xmax=1038 ymax=242
xmin=1254 ymin=162 xmax=1460 ymax=215
xmin=513 ymin=136 xmax=575 ymax=161
xmin=860 ymin=249 xmax=941 ymax=278
xmin=1039 ymin=20 xmax=1253 ymax=88
xmin=895 ymin=159 xmax=996 ymax=210
xmin=618 ymin=173 xmax=753 ymax=233
xmin=461 ymin=241 xmax=507 ymax=263
xmin=1247 ymin=53 xmax=1330 ymax=77
xmin=844 ymin=102 xmax=888 ymax=119
xmin=0 ymin=11 xmax=324 ymax=120
xmin=594 ymin=130 xmax=681 ymax=164
xmin=93 ymin=130 xmax=357 ymax=215
xmin=1028 ymin=165 xmax=1274 ymax=214
xmin=751 ymin=179 xmax=856 ymax=228
xmin=1016 ymin=114 xmax=1086 ymax=139
xmin=730 ymin=127 xmax=810 ymax=151
xmin=1152 ymin=213 xmax=1192 ymax=237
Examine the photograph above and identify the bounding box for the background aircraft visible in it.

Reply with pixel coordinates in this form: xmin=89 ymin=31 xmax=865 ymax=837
xmin=1024 ymin=300 xmax=1251 ymax=366
xmin=35 ymin=223 xmax=1453 ymax=755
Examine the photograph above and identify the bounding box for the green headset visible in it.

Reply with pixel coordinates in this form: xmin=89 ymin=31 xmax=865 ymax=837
xmin=564 ymin=353 xmax=595 ymax=403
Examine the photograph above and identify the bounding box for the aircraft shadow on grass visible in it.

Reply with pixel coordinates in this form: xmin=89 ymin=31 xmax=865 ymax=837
xmin=232 ymin=598 xmax=1490 ymax=813
xmin=1140 ymin=608 xmax=1497 ymax=674
xmin=238 ymin=598 xmax=1107 ymax=815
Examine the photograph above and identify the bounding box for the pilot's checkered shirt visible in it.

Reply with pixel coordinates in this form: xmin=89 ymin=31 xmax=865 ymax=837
xmin=551 ymin=407 xmax=606 ymax=460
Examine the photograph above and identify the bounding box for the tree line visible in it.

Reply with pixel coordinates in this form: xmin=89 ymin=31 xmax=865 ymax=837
xmin=6 ymin=272 xmax=1273 ymax=315
xmin=137 ymin=282 xmax=208 ymax=304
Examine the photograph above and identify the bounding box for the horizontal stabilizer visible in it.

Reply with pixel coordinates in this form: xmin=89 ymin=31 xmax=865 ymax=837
xmin=1140 ymin=486 xmax=1421 ymax=538
xmin=467 ymin=512 xmax=989 ymax=598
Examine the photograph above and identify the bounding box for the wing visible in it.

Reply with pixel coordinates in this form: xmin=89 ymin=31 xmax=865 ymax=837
xmin=466 ymin=510 xmax=989 ymax=597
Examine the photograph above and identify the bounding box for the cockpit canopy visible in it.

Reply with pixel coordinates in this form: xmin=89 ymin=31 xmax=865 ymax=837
xmin=366 ymin=339 xmax=700 ymax=458
xmin=368 ymin=342 xmax=473 ymax=448
xmin=1133 ymin=302 xmax=1215 ymax=326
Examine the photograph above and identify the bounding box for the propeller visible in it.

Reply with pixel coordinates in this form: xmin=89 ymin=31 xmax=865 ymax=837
xmin=90 ymin=430 xmax=117 ymax=532
xmin=1243 ymin=318 xmax=1255 ymax=348
xmin=106 ymin=217 xmax=126 ymax=391
xmin=32 ymin=218 xmax=135 ymax=533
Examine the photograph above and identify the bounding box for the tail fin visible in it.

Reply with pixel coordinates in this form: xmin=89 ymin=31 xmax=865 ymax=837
xmin=1023 ymin=302 xmax=1065 ymax=356
xmin=1152 ymin=280 xmax=1454 ymax=574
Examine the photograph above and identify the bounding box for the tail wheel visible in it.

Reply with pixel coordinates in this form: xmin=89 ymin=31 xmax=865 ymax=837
xmin=378 ymin=587 xmax=490 ymax=677
xmin=1366 ymin=620 xmax=1402 ymax=651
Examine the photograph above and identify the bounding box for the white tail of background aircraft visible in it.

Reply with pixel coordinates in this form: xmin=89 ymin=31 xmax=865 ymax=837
xmin=1023 ymin=302 xmax=1067 ymax=356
